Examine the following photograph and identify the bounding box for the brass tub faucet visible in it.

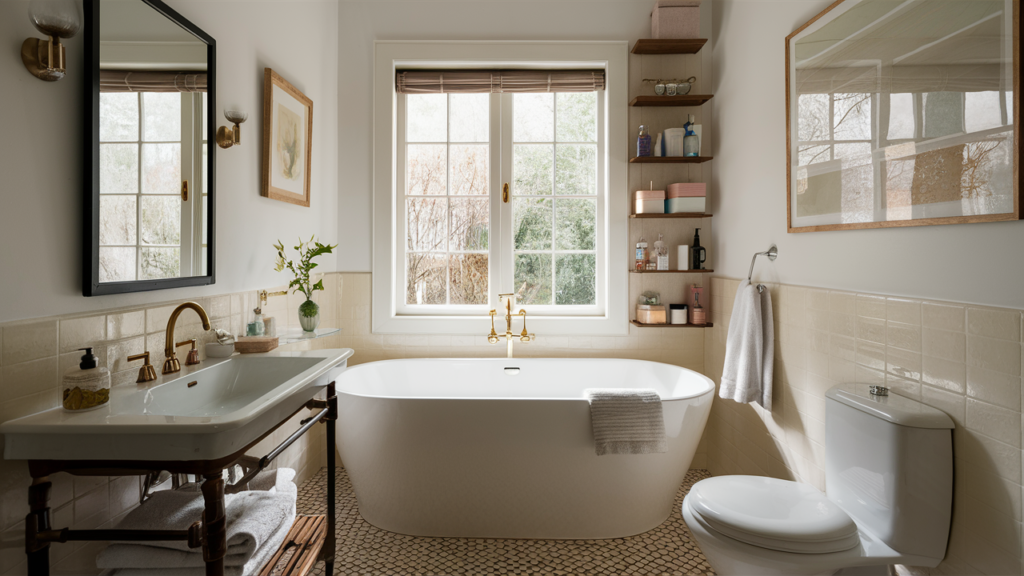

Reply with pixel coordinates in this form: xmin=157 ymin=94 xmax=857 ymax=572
xmin=488 ymin=293 xmax=532 ymax=358
xmin=163 ymin=302 xmax=212 ymax=374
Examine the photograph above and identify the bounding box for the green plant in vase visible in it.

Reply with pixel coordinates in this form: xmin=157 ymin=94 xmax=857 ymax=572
xmin=274 ymin=236 xmax=338 ymax=332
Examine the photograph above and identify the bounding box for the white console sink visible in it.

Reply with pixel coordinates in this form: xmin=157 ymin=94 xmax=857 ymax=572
xmin=0 ymin=349 xmax=353 ymax=462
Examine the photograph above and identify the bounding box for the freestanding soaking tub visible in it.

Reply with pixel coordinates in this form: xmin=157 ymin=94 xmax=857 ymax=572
xmin=335 ymin=358 xmax=715 ymax=539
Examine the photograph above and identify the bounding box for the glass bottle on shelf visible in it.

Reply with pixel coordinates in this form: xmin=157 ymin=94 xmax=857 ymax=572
xmin=637 ymin=125 xmax=652 ymax=157
xmin=683 ymin=114 xmax=700 ymax=157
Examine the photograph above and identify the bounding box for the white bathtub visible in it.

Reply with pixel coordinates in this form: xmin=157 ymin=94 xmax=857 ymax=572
xmin=335 ymin=358 xmax=715 ymax=539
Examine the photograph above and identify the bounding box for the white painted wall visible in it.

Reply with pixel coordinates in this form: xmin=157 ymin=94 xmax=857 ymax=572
xmin=709 ymin=0 xmax=1024 ymax=309
xmin=0 ymin=0 xmax=339 ymax=322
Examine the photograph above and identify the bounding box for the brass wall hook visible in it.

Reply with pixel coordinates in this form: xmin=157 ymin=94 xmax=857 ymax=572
xmin=127 ymin=352 xmax=158 ymax=384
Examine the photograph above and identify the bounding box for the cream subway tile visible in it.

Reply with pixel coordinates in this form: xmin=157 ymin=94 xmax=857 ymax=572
xmin=856 ymin=294 xmax=886 ymax=320
xmin=807 ymin=289 xmax=829 ymax=311
xmin=50 ymin=473 xmax=74 ymax=510
xmin=1 ymin=389 xmax=57 ymax=423
xmin=2 ymin=357 xmax=58 ymax=400
xmin=923 ymin=302 xmax=966 ymax=332
xmin=886 ymin=298 xmax=921 ymax=326
xmin=922 ymin=328 xmax=966 ymax=363
xmin=856 ymin=317 xmax=886 ymax=345
xmin=886 ymin=347 xmax=922 ymax=382
xmin=0 ymin=461 xmax=30 ymax=530
xmin=2 ymin=320 xmax=57 ymax=366
xmin=962 ymin=495 xmax=1022 ymax=559
xmin=828 ymin=291 xmax=856 ymax=315
xmin=967 ymin=335 xmax=1021 ymax=377
xmin=58 ymin=316 xmax=106 ymax=354
xmin=921 ymin=383 xmax=966 ymax=426
xmin=73 ymin=475 xmax=107 ymax=499
xmin=966 ymin=365 xmax=1021 ymax=408
xmin=922 ymin=355 xmax=967 ymax=394
xmin=108 ymin=476 xmax=141 ymax=518
xmin=106 ymin=311 xmax=145 ymax=341
xmin=807 ymin=350 xmax=830 ymax=378
xmin=829 ymin=312 xmax=855 ymax=338
xmin=205 ymin=295 xmax=231 ymax=320
xmin=808 ymin=309 xmax=830 ymax=333
xmin=855 ymin=340 xmax=886 ymax=371
xmin=854 ymin=365 xmax=886 ymax=386
xmin=145 ymin=305 xmax=176 ymax=334
xmin=967 ymin=307 xmax=1021 ymax=342
xmin=809 ymin=330 xmax=830 ymax=355
xmin=49 ymin=503 xmax=74 ymax=564
xmin=829 ymin=335 xmax=856 ymax=362
xmin=958 ymin=428 xmax=1020 ymax=483
xmin=966 ymin=398 xmax=1021 ymax=448
xmin=886 ymin=375 xmax=921 ymax=400
xmin=230 ymin=294 xmax=244 ymax=317
xmin=966 ymin=466 xmax=1023 ymax=522
xmin=887 ymin=322 xmax=922 ymax=353
xmin=828 ymin=357 xmax=855 ymax=383
xmin=104 ymin=336 xmax=146 ymax=375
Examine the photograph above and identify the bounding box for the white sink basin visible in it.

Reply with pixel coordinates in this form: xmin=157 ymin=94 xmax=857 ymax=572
xmin=0 ymin=349 xmax=353 ymax=462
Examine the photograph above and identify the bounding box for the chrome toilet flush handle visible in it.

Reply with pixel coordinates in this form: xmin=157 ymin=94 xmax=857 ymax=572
xmin=869 ymin=385 xmax=889 ymax=397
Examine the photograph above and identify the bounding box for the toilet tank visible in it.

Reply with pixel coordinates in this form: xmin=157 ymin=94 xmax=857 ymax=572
xmin=825 ymin=385 xmax=954 ymax=561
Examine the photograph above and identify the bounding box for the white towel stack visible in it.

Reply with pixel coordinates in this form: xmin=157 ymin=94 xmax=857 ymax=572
xmin=96 ymin=468 xmax=298 ymax=576
xmin=719 ymin=279 xmax=775 ymax=410
xmin=585 ymin=388 xmax=668 ymax=456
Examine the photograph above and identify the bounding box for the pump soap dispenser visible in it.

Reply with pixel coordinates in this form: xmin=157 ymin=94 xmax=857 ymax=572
xmin=62 ymin=347 xmax=111 ymax=411
xmin=692 ymin=228 xmax=707 ymax=270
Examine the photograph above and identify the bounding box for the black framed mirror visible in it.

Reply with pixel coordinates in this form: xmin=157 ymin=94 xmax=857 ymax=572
xmin=84 ymin=0 xmax=216 ymax=296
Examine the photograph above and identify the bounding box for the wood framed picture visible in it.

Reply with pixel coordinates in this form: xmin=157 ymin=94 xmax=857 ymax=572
xmin=262 ymin=68 xmax=313 ymax=207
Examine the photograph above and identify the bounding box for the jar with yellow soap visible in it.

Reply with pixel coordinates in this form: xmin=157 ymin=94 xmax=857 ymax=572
xmin=62 ymin=347 xmax=110 ymax=411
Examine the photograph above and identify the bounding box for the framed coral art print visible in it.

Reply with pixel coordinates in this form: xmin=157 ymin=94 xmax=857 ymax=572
xmin=262 ymin=68 xmax=313 ymax=207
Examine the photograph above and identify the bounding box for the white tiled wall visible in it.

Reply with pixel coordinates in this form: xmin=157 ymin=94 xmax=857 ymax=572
xmin=0 ymin=275 xmax=342 ymax=576
xmin=704 ymin=277 xmax=1024 ymax=576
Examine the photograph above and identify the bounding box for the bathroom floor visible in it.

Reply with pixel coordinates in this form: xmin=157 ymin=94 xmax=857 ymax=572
xmin=295 ymin=467 xmax=715 ymax=576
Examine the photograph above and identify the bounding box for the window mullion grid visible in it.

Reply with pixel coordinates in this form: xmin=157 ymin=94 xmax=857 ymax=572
xmin=136 ymin=92 xmax=144 ymax=281
xmin=550 ymin=96 xmax=557 ymax=306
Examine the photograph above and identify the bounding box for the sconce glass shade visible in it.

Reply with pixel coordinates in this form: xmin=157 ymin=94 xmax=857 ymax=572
xmin=28 ymin=0 xmax=81 ymax=39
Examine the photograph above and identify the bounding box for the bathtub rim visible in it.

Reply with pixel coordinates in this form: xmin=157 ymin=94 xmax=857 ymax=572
xmin=335 ymin=357 xmax=716 ymax=403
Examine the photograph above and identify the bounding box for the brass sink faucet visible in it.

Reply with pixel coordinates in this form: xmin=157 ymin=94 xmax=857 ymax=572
xmin=488 ymin=293 xmax=532 ymax=358
xmin=163 ymin=302 xmax=212 ymax=374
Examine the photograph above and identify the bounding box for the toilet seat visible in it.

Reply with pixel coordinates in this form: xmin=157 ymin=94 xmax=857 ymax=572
xmin=686 ymin=476 xmax=860 ymax=554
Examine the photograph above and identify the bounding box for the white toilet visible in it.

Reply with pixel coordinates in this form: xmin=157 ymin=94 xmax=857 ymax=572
xmin=683 ymin=384 xmax=954 ymax=576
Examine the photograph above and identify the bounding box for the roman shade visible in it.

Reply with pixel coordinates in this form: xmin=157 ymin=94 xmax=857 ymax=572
xmin=396 ymin=70 xmax=605 ymax=94
xmin=100 ymin=70 xmax=207 ymax=93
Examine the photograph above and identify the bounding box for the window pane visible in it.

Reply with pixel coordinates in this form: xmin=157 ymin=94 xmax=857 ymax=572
xmin=407 ymin=94 xmax=447 ymax=142
xmin=555 ymin=198 xmax=596 ymax=250
xmin=449 ymin=197 xmax=488 ymax=251
xmin=555 ymin=254 xmax=595 ymax=305
xmin=515 ymin=253 xmax=551 ymax=305
xmin=140 ymin=247 xmax=180 ymax=280
xmin=100 ymin=196 xmax=136 ymax=245
xmin=99 ymin=247 xmax=136 ymax=282
xmin=142 ymin=93 xmax=181 ymax=142
xmin=100 ymin=93 xmax=139 ymax=142
xmin=513 ymin=144 xmax=553 ymax=196
xmin=407 ymin=145 xmax=447 ymax=195
xmin=449 ymin=144 xmax=488 ymax=195
xmin=798 ymin=94 xmax=830 ymax=142
xmin=449 ymin=254 xmax=488 ymax=305
xmin=514 ymin=94 xmax=554 ymax=142
xmin=556 ymin=92 xmax=597 ymax=142
xmin=833 ymin=93 xmax=871 ymax=140
xmin=887 ymin=93 xmax=914 ymax=140
xmin=449 ymin=94 xmax=489 ymax=142
xmin=407 ymin=197 xmax=447 ymax=251
xmin=141 ymin=196 xmax=180 ymax=245
xmin=965 ymin=91 xmax=1003 ymax=133
xmin=513 ymin=198 xmax=552 ymax=250
xmin=834 ymin=143 xmax=871 ymax=162
xmin=407 ymin=253 xmax=446 ymax=305
xmin=555 ymin=144 xmax=597 ymax=195
xmin=141 ymin=143 xmax=181 ymax=194
xmin=798 ymin=144 xmax=830 ymax=166
xmin=100 ymin=144 xmax=138 ymax=194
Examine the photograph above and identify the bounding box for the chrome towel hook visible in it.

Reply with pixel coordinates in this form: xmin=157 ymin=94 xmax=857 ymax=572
xmin=747 ymin=245 xmax=778 ymax=293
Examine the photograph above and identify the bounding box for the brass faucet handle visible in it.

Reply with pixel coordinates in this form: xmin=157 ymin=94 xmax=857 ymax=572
xmin=128 ymin=352 xmax=158 ymax=383
xmin=487 ymin=310 xmax=500 ymax=343
xmin=176 ymin=339 xmax=200 ymax=366
xmin=518 ymin=309 xmax=530 ymax=339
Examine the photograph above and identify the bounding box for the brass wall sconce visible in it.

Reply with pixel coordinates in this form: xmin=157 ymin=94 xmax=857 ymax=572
xmin=21 ymin=0 xmax=81 ymax=82
xmin=216 ymin=108 xmax=248 ymax=149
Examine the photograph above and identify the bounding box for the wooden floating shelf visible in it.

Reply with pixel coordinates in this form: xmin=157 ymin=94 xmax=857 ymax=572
xmin=630 ymin=269 xmax=714 ymax=274
xmin=630 ymin=213 xmax=711 ymax=219
xmin=629 ymin=156 xmax=714 ymax=164
xmin=631 ymin=320 xmax=713 ymax=328
xmin=631 ymin=39 xmax=708 ymax=55
xmin=630 ymin=95 xmax=713 ymax=107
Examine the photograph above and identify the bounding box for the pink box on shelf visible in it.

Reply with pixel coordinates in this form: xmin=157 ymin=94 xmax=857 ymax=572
xmin=652 ymin=0 xmax=701 ymax=40
xmin=635 ymin=189 xmax=666 ymax=214
xmin=666 ymin=183 xmax=706 ymax=198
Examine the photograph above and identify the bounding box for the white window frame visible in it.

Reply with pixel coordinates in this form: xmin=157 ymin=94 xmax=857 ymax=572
xmin=372 ymin=41 xmax=628 ymax=336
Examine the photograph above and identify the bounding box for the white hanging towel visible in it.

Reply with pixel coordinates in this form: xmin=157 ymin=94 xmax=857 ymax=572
xmin=719 ymin=279 xmax=774 ymax=411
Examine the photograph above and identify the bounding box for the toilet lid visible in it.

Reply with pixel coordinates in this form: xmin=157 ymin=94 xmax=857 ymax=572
xmin=687 ymin=476 xmax=860 ymax=554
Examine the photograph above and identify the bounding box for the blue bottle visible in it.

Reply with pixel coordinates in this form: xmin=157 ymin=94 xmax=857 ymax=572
xmin=637 ymin=125 xmax=652 ymax=157
xmin=683 ymin=114 xmax=699 ymax=157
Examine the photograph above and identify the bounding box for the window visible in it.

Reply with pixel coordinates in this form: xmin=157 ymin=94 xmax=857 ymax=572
xmin=98 ymin=91 xmax=206 ymax=282
xmin=374 ymin=42 xmax=628 ymax=335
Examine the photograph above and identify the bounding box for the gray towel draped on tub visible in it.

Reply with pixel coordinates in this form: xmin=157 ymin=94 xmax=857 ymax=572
xmin=585 ymin=388 xmax=668 ymax=455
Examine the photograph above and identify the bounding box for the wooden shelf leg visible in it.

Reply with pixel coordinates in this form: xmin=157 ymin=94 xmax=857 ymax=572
xmin=201 ymin=474 xmax=227 ymax=576
xmin=26 ymin=477 xmax=52 ymax=576
xmin=324 ymin=381 xmax=337 ymax=575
